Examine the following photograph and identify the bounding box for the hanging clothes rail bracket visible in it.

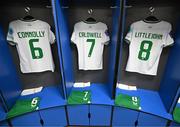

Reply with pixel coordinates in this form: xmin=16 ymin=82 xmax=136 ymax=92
xmin=24 ymin=7 xmax=31 ymax=15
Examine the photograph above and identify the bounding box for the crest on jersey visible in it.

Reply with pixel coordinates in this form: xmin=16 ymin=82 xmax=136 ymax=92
xmin=8 ymin=27 xmax=14 ymax=35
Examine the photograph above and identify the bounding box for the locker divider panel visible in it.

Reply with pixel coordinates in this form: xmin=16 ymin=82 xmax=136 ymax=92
xmin=0 ymin=26 xmax=21 ymax=109
xmin=160 ymin=21 xmax=180 ymax=112
xmin=107 ymin=0 xmax=122 ymax=98
xmin=53 ymin=0 xmax=75 ymax=98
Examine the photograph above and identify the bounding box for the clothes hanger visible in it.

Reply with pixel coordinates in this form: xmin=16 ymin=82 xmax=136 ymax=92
xmin=21 ymin=7 xmax=36 ymax=21
xmin=144 ymin=7 xmax=160 ymax=23
xmin=84 ymin=9 xmax=97 ymax=23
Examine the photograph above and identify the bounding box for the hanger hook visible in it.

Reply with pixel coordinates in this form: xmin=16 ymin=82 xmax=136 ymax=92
xmin=88 ymin=9 xmax=93 ymax=15
xmin=25 ymin=7 xmax=31 ymax=15
xmin=149 ymin=7 xmax=155 ymax=15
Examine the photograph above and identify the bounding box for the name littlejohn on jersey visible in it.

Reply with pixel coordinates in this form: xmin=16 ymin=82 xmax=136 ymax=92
xmin=135 ymin=32 xmax=163 ymax=40
xmin=79 ymin=32 xmax=102 ymax=38
xmin=17 ymin=31 xmax=45 ymax=38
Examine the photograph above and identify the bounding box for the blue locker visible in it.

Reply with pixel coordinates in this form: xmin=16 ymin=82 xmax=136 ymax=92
xmin=40 ymin=106 xmax=67 ymax=126
xmin=112 ymin=107 xmax=139 ymax=126
xmin=138 ymin=112 xmax=168 ymax=127
xmin=0 ymin=120 xmax=8 ymax=127
xmin=90 ymin=105 xmax=112 ymax=126
xmin=67 ymin=105 xmax=89 ymax=125
xmin=170 ymin=121 xmax=180 ymax=127
xmin=159 ymin=20 xmax=180 ymax=112
xmin=0 ymin=26 xmax=21 ymax=109
xmin=10 ymin=111 xmax=41 ymax=127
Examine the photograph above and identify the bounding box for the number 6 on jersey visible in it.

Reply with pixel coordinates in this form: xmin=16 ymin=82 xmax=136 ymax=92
xmin=29 ymin=39 xmax=43 ymax=59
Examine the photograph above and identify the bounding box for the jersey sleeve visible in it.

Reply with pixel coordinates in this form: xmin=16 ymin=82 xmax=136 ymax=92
xmin=71 ymin=23 xmax=78 ymax=45
xmin=125 ymin=24 xmax=134 ymax=44
xmin=7 ymin=22 xmax=17 ymax=46
xmin=163 ymin=24 xmax=174 ymax=47
xmin=48 ymin=26 xmax=56 ymax=44
xmin=102 ymin=25 xmax=110 ymax=45
xmin=71 ymin=30 xmax=76 ymax=44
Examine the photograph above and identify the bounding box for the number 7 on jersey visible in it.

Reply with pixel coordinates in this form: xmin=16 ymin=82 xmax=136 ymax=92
xmin=87 ymin=39 xmax=95 ymax=57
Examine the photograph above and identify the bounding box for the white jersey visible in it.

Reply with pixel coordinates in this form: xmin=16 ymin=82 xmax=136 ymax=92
xmin=71 ymin=21 xmax=110 ymax=70
xmin=7 ymin=20 xmax=55 ymax=73
xmin=125 ymin=20 xmax=174 ymax=75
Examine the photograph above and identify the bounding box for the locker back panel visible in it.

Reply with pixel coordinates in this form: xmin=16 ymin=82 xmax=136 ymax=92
xmin=0 ymin=0 xmax=62 ymax=89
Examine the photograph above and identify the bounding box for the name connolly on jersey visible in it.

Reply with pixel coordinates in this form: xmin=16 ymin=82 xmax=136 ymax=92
xmin=17 ymin=31 xmax=45 ymax=38
xmin=135 ymin=32 xmax=163 ymax=40
xmin=79 ymin=32 xmax=102 ymax=38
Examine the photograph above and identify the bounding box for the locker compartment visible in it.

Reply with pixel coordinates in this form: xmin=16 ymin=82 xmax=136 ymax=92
xmin=112 ymin=106 xmax=139 ymax=126
xmin=89 ymin=105 xmax=112 ymax=126
xmin=0 ymin=0 xmax=66 ymax=124
xmin=137 ymin=112 xmax=168 ymax=127
xmin=67 ymin=105 xmax=89 ymax=126
xmin=0 ymin=0 xmax=64 ymax=92
xmin=114 ymin=0 xmax=180 ymax=125
xmin=39 ymin=106 xmax=67 ymax=126
xmin=10 ymin=111 xmax=41 ymax=127
xmin=52 ymin=0 xmax=121 ymax=105
xmin=67 ymin=104 xmax=112 ymax=126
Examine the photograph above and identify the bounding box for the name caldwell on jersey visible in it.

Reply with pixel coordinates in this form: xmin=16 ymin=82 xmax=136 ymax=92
xmin=79 ymin=32 xmax=102 ymax=38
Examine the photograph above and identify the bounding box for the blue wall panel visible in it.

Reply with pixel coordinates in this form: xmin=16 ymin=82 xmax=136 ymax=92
xmin=40 ymin=106 xmax=67 ymax=126
xmin=67 ymin=105 xmax=89 ymax=125
xmin=112 ymin=107 xmax=139 ymax=126
xmin=11 ymin=111 xmax=41 ymax=127
xmin=90 ymin=105 xmax=112 ymax=126
xmin=138 ymin=112 xmax=168 ymax=127
xmin=0 ymin=26 xmax=21 ymax=109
